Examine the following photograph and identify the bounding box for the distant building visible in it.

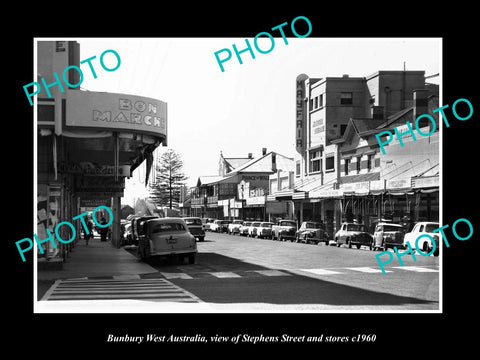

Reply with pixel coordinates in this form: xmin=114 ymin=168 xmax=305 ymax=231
xmin=191 ymin=149 xmax=294 ymax=220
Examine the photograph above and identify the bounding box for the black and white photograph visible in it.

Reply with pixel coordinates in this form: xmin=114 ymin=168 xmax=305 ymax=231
xmin=33 ymin=36 xmax=442 ymax=313
xmin=7 ymin=7 xmax=478 ymax=354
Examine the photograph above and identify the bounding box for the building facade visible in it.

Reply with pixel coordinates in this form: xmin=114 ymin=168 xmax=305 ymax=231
xmin=36 ymin=41 xmax=167 ymax=268
xmin=270 ymin=70 xmax=439 ymax=236
xmin=190 ymin=149 xmax=294 ymax=221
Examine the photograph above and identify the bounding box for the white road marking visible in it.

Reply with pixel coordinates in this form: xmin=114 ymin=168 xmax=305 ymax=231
xmin=394 ymin=266 xmax=439 ymax=272
xmin=209 ymin=272 xmax=242 ymax=278
xmin=346 ymin=267 xmax=392 ymax=273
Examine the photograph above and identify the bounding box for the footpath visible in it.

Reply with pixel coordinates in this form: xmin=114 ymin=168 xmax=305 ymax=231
xmin=37 ymin=236 xmax=157 ymax=300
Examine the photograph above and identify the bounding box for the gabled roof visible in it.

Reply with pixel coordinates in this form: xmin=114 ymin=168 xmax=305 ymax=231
xmin=333 ymin=107 xmax=414 ymax=144
xmin=196 ymin=175 xmax=224 ymax=187
xmin=229 ymin=151 xmax=293 ymax=174
xmin=197 ymin=151 xmax=294 ymax=187
xmin=223 ymin=157 xmax=251 ymax=170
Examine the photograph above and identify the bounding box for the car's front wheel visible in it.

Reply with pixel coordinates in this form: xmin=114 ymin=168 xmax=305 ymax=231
xmin=188 ymin=253 xmax=196 ymax=264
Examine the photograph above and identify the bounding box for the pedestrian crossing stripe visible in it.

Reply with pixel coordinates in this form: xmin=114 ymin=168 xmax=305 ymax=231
xmin=41 ymin=278 xmax=202 ymax=302
xmin=345 ymin=267 xmax=392 ymax=273
xmin=153 ymin=266 xmax=439 ymax=279
xmin=159 ymin=269 xmax=293 ymax=279
xmin=393 ymin=266 xmax=439 ymax=272
xmin=298 ymin=268 xmax=342 ymax=275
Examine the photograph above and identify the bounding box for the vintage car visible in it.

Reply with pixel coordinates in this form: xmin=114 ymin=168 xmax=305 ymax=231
xmin=220 ymin=220 xmax=232 ymax=233
xmin=335 ymin=223 xmax=373 ymax=249
xmin=271 ymin=220 xmax=297 ymax=241
xmin=227 ymin=220 xmax=244 ymax=235
xmin=257 ymin=222 xmax=274 ymax=239
xmin=183 ymin=217 xmax=205 ymax=242
xmin=373 ymin=222 xmax=405 ymax=250
xmin=295 ymin=221 xmax=329 ymax=245
xmin=138 ymin=217 xmax=197 ymax=263
xmin=201 ymin=218 xmax=216 ymax=231
xmin=131 ymin=215 xmax=157 ymax=245
xmin=239 ymin=221 xmax=252 ymax=236
xmin=404 ymin=221 xmax=440 ymax=256
xmin=248 ymin=221 xmax=262 ymax=237
xmin=209 ymin=220 xmax=222 ymax=232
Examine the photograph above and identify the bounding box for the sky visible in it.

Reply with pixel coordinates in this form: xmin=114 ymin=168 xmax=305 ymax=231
xmin=76 ymin=37 xmax=441 ymax=206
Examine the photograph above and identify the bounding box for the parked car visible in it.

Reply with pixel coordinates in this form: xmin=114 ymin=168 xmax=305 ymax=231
xmin=257 ymin=222 xmax=274 ymax=239
xmin=138 ymin=217 xmax=197 ymax=263
xmin=404 ymin=221 xmax=440 ymax=256
xmin=220 ymin=220 xmax=232 ymax=233
xmin=209 ymin=220 xmax=231 ymax=233
xmin=228 ymin=220 xmax=244 ymax=235
xmin=335 ymin=223 xmax=373 ymax=249
xmin=239 ymin=221 xmax=252 ymax=236
xmin=373 ymin=222 xmax=405 ymax=250
xmin=271 ymin=220 xmax=297 ymax=241
xmin=183 ymin=217 xmax=205 ymax=242
xmin=295 ymin=221 xmax=329 ymax=245
xmin=202 ymin=218 xmax=215 ymax=231
xmin=209 ymin=220 xmax=222 ymax=232
xmin=248 ymin=222 xmax=262 ymax=237
xmin=131 ymin=215 xmax=157 ymax=245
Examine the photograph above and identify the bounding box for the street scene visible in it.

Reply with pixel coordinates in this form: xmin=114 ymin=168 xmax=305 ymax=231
xmin=34 ymin=38 xmax=441 ymax=313
xmin=38 ymin=224 xmax=439 ymax=312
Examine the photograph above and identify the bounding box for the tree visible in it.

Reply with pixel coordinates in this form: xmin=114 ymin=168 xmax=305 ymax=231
xmin=148 ymin=148 xmax=188 ymax=209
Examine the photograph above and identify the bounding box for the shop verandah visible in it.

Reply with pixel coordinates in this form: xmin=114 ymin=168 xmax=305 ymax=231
xmin=340 ymin=190 xmax=439 ymax=233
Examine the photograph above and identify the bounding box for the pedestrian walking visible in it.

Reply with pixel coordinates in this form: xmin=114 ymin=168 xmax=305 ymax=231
xmin=83 ymin=216 xmax=94 ymax=246
xmin=87 ymin=218 xmax=94 ymax=246
xmin=100 ymin=217 xmax=108 ymax=242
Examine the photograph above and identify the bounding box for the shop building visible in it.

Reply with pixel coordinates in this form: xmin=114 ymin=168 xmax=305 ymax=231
xmin=269 ymin=70 xmax=439 ymax=236
xmin=36 ymin=41 xmax=167 ymax=268
xmin=191 ymin=149 xmax=294 ymax=220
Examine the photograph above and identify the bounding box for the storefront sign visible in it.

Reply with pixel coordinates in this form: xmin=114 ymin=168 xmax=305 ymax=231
xmin=59 ymin=162 xmax=131 ymax=177
xmin=242 ymin=175 xmax=269 ymax=181
xmin=77 ymin=191 xmax=124 ymax=198
xmin=229 ymin=199 xmax=243 ymax=208
xmin=309 ymin=188 xmax=344 ymax=198
xmin=412 ymin=176 xmax=439 ymax=188
xmin=340 ymin=181 xmax=370 ymax=195
xmin=386 ymin=178 xmax=411 ymax=190
xmin=66 ymin=90 xmax=167 ymax=137
xmin=370 ymin=179 xmax=385 ymax=191
xmin=296 ymin=74 xmax=308 ymax=152
xmin=80 ymin=198 xmax=111 ymax=207
xmin=246 ymin=196 xmax=266 ymax=206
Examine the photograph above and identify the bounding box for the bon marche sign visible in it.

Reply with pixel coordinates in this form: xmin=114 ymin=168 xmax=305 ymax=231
xmin=59 ymin=162 xmax=131 ymax=177
xmin=66 ymin=90 xmax=167 ymax=137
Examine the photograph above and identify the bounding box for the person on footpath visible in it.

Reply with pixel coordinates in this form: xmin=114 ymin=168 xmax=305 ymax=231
xmin=100 ymin=217 xmax=109 ymax=242
xmin=83 ymin=216 xmax=94 ymax=246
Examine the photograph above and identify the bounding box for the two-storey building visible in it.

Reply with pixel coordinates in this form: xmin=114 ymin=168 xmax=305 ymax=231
xmin=270 ymin=70 xmax=439 ymax=236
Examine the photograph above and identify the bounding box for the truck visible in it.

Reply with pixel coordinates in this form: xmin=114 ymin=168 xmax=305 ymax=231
xmin=271 ymin=219 xmax=298 ymax=241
